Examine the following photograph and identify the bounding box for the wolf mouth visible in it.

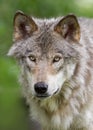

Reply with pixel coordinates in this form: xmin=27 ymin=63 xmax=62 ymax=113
xmin=36 ymin=88 xmax=59 ymax=99
xmin=36 ymin=94 xmax=50 ymax=99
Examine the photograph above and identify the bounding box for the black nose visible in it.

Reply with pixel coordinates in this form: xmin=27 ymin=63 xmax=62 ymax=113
xmin=34 ymin=82 xmax=48 ymax=94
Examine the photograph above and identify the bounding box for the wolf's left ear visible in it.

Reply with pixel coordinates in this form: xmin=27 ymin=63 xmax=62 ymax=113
xmin=13 ymin=11 xmax=38 ymax=42
xmin=54 ymin=14 xmax=80 ymax=42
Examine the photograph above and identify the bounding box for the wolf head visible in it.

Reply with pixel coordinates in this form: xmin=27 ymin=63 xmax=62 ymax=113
xmin=8 ymin=11 xmax=80 ymax=99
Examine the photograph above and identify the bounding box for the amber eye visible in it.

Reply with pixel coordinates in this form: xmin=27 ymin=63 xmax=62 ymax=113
xmin=29 ymin=55 xmax=36 ymax=62
xmin=53 ymin=56 xmax=61 ymax=63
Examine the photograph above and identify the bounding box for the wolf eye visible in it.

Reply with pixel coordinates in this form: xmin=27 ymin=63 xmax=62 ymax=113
xmin=53 ymin=56 xmax=61 ymax=63
xmin=29 ymin=55 xmax=36 ymax=62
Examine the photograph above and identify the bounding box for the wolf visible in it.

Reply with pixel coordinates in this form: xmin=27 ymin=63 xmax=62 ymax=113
xmin=8 ymin=11 xmax=93 ymax=130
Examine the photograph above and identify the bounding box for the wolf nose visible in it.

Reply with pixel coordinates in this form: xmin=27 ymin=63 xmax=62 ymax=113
xmin=34 ymin=82 xmax=48 ymax=94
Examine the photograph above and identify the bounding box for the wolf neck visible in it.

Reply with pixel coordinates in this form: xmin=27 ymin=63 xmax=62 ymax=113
xmin=31 ymin=90 xmax=74 ymax=130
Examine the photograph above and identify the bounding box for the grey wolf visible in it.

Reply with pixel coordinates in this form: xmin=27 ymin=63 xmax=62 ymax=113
xmin=8 ymin=11 xmax=93 ymax=130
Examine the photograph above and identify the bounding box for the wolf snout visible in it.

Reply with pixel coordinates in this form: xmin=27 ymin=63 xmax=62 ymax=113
xmin=34 ymin=82 xmax=48 ymax=96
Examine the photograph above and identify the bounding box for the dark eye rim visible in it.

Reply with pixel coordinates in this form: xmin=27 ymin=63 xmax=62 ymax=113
xmin=53 ymin=56 xmax=62 ymax=63
xmin=28 ymin=55 xmax=36 ymax=62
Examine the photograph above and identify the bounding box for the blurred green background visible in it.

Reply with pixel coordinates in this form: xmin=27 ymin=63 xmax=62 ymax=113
xmin=0 ymin=0 xmax=93 ymax=130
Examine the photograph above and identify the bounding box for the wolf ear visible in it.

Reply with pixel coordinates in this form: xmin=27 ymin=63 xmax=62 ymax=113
xmin=13 ymin=11 xmax=38 ymax=42
xmin=54 ymin=14 xmax=80 ymax=42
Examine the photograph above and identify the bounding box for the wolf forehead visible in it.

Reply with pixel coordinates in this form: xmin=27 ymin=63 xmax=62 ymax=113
xmin=30 ymin=19 xmax=58 ymax=48
xmin=8 ymin=11 xmax=80 ymax=57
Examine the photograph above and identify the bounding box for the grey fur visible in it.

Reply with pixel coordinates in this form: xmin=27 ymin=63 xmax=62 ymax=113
xmin=8 ymin=11 xmax=93 ymax=130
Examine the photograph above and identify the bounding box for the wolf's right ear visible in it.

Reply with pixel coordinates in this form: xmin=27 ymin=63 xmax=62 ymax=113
xmin=13 ymin=11 xmax=38 ymax=42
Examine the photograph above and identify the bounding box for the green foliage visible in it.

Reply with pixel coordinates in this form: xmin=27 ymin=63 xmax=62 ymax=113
xmin=0 ymin=0 xmax=93 ymax=130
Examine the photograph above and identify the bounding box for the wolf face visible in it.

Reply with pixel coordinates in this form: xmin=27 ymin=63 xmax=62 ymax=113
xmin=8 ymin=11 xmax=80 ymax=99
xmin=22 ymin=52 xmax=76 ymax=98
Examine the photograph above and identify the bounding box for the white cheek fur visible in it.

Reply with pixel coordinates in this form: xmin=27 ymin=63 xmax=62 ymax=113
xmin=47 ymin=70 xmax=66 ymax=95
xmin=47 ymin=63 xmax=76 ymax=95
xmin=26 ymin=71 xmax=36 ymax=95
